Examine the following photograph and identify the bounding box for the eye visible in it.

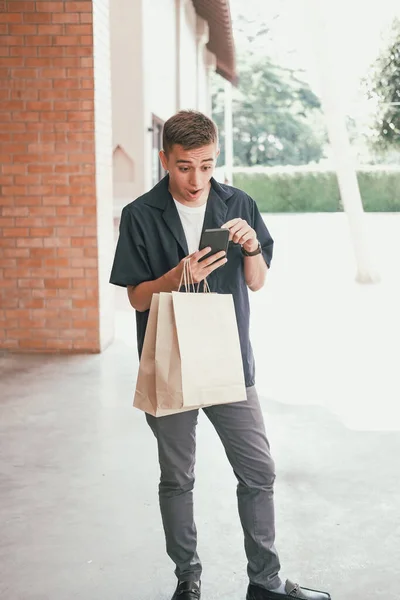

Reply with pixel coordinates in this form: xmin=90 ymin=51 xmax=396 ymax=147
xmin=179 ymin=167 xmax=189 ymax=172
xmin=202 ymin=166 xmax=212 ymax=171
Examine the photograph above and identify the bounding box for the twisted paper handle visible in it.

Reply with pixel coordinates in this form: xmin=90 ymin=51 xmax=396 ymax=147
xmin=178 ymin=258 xmax=210 ymax=293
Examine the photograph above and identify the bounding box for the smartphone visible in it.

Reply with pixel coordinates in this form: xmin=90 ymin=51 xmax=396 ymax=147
xmin=198 ymin=228 xmax=230 ymax=263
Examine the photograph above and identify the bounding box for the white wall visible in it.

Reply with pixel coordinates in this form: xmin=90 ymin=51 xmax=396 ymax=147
xmin=93 ymin=0 xmax=115 ymax=350
xmin=110 ymin=0 xmax=147 ymax=202
xmin=143 ymin=0 xmax=177 ymax=122
xmin=111 ymin=0 xmax=216 ymax=200
xmin=179 ymin=1 xmax=198 ymax=110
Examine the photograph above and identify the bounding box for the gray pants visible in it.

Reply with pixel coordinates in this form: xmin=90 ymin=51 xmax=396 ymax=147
xmin=146 ymin=386 xmax=281 ymax=590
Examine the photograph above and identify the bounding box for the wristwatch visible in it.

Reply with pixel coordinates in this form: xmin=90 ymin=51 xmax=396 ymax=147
xmin=241 ymin=241 xmax=262 ymax=257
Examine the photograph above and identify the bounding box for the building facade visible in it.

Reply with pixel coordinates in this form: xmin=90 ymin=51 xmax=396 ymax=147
xmin=0 ymin=0 xmax=236 ymax=353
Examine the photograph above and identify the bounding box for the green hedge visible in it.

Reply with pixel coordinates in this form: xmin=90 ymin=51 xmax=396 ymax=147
xmin=232 ymin=168 xmax=400 ymax=212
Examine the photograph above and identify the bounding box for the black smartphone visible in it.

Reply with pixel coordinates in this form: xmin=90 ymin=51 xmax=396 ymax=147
xmin=198 ymin=228 xmax=230 ymax=263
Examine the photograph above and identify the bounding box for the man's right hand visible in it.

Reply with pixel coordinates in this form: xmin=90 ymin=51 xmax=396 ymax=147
xmin=128 ymin=247 xmax=227 ymax=312
xmin=174 ymin=247 xmax=227 ymax=287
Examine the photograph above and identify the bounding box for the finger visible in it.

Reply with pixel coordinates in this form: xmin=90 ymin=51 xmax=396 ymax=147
xmin=205 ymin=256 xmax=228 ymax=275
xmin=201 ymin=250 xmax=226 ymax=268
xmin=192 ymin=246 xmax=212 ymax=262
xmin=237 ymin=231 xmax=256 ymax=246
xmin=232 ymin=226 xmax=250 ymax=243
xmin=222 ymin=218 xmax=242 ymax=230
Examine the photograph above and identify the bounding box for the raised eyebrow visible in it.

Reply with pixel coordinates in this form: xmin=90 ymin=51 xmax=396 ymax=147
xmin=175 ymin=158 xmax=214 ymax=164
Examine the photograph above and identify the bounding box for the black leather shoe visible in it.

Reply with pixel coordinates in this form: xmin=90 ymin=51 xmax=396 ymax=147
xmin=171 ymin=580 xmax=201 ymax=600
xmin=247 ymin=580 xmax=331 ymax=600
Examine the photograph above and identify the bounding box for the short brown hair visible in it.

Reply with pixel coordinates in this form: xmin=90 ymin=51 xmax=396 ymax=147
xmin=162 ymin=110 xmax=218 ymax=154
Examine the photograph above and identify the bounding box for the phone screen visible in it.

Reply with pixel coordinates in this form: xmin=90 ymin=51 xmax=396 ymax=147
xmin=198 ymin=228 xmax=230 ymax=263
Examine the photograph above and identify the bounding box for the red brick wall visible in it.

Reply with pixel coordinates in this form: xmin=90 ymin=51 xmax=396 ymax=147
xmin=0 ymin=0 xmax=102 ymax=352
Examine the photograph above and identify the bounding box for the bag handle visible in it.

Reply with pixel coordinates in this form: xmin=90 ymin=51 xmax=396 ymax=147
xmin=178 ymin=258 xmax=210 ymax=293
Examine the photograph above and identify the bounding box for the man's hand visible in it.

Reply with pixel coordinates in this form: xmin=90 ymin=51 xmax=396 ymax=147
xmin=222 ymin=218 xmax=258 ymax=253
xmin=174 ymin=246 xmax=227 ymax=286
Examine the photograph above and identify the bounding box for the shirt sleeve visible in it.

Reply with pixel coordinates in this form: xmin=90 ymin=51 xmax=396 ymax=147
xmin=109 ymin=205 xmax=153 ymax=288
xmin=251 ymin=198 xmax=274 ymax=268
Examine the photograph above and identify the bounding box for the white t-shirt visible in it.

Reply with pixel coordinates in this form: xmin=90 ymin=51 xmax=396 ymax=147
xmin=174 ymin=199 xmax=207 ymax=255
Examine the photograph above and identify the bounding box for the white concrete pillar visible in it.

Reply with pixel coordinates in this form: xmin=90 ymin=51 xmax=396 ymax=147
xmin=303 ymin=0 xmax=379 ymax=283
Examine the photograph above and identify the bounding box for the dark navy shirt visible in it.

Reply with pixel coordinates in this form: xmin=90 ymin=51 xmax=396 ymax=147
xmin=109 ymin=176 xmax=274 ymax=388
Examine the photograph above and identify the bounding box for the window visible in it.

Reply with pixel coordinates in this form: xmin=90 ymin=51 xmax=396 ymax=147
xmin=151 ymin=114 xmax=166 ymax=187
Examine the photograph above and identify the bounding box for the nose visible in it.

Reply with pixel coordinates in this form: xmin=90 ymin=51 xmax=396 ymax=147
xmin=189 ymin=170 xmax=201 ymax=189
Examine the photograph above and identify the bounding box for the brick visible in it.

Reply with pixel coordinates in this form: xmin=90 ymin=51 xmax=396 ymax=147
xmin=8 ymin=1 xmax=36 ymax=11
xmin=1 ymin=57 xmax=25 ymax=67
xmin=36 ymin=2 xmax=65 ymax=12
xmin=24 ymin=12 xmax=52 ymax=23
xmin=32 ymin=288 xmax=57 ymax=297
xmin=52 ymin=13 xmax=79 ymax=24
xmin=65 ymin=24 xmax=92 ymax=35
xmin=46 ymin=339 xmax=73 ymax=350
xmin=46 ymin=298 xmax=72 ymax=308
xmin=19 ymin=339 xmax=48 ymax=349
xmin=9 ymin=24 xmax=37 ymax=35
xmin=28 ymin=185 xmax=54 ymax=195
xmin=42 ymin=196 xmax=69 ymax=206
xmin=2 ymin=206 xmax=29 ymax=217
xmin=2 ymin=36 xmax=24 ymax=46
xmin=25 ymin=57 xmax=53 ymax=67
xmin=4 ymin=248 xmax=29 ymax=257
xmin=1 ymin=13 xmax=23 ymax=23
xmin=37 ymin=24 xmax=64 ymax=35
xmin=30 ymin=227 xmax=55 ymax=237
xmin=26 ymin=35 xmax=53 ymax=46
xmin=45 ymin=258 xmax=69 ymax=267
xmin=38 ymin=46 xmax=65 ymax=57
xmin=56 ymin=226 xmax=84 ymax=237
xmin=65 ymin=2 xmax=92 ymax=12
xmin=14 ymin=174 xmax=41 ymax=185
xmin=41 ymin=68 xmax=67 ymax=79
xmin=79 ymin=12 xmax=92 ymax=24
xmin=3 ymin=227 xmax=29 ymax=237
xmin=28 ymin=165 xmax=54 ymax=174
xmin=16 ymin=238 xmax=44 ymax=248
xmin=39 ymin=89 xmax=67 ymax=100
xmin=43 ymin=237 xmax=71 ymax=247
xmin=57 ymin=248 xmax=83 ymax=258
xmin=40 ymin=112 xmax=67 ymax=122
xmin=18 ymin=258 xmax=42 ymax=267
xmin=54 ymin=35 xmax=80 ymax=46
xmin=44 ymin=278 xmax=71 ymax=289
xmin=0 ymin=218 xmax=15 ymax=227
xmin=18 ymin=278 xmax=45 ymax=289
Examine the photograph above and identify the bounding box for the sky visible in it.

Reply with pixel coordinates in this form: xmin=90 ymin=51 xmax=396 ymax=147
xmin=230 ymin=0 xmax=400 ymax=115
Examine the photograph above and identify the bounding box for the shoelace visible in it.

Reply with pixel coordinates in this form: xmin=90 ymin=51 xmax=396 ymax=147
xmin=288 ymin=582 xmax=301 ymax=597
xmin=177 ymin=584 xmax=201 ymax=598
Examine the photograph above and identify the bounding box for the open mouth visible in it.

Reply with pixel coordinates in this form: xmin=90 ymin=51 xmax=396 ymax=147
xmin=188 ymin=189 xmax=202 ymax=198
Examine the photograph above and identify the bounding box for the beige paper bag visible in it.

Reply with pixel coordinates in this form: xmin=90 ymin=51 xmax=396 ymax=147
xmin=155 ymin=292 xmax=183 ymax=409
xmin=171 ymin=291 xmax=246 ymax=408
xmin=134 ymin=294 xmax=197 ymax=417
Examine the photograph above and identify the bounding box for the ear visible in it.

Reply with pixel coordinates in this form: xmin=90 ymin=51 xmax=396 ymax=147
xmin=216 ymin=147 xmax=221 ymax=161
xmin=159 ymin=150 xmax=168 ymax=171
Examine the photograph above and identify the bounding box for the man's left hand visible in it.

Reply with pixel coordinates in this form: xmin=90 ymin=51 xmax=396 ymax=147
xmin=222 ymin=218 xmax=259 ymax=253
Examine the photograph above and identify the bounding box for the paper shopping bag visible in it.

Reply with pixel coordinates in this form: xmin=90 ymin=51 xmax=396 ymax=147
xmin=155 ymin=292 xmax=183 ymax=409
xmin=134 ymin=294 xmax=197 ymax=417
xmin=171 ymin=291 xmax=246 ymax=408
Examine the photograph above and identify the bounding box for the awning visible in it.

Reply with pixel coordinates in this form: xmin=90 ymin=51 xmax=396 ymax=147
xmin=192 ymin=0 xmax=237 ymax=84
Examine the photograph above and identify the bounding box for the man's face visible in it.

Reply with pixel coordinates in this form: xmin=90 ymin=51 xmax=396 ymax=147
xmin=160 ymin=143 xmax=219 ymax=205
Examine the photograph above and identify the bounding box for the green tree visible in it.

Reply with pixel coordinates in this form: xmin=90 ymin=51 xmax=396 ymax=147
xmin=366 ymin=18 xmax=400 ymax=149
xmin=212 ymin=14 xmax=326 ymax=167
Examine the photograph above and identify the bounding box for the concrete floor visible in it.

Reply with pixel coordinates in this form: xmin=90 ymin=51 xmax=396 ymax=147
xmin=1 ymin=214 xmax=400 ymax=600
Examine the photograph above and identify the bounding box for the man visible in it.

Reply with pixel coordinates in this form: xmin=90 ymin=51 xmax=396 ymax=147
xmin=110 ymin=111 xmax=330 ymax=600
